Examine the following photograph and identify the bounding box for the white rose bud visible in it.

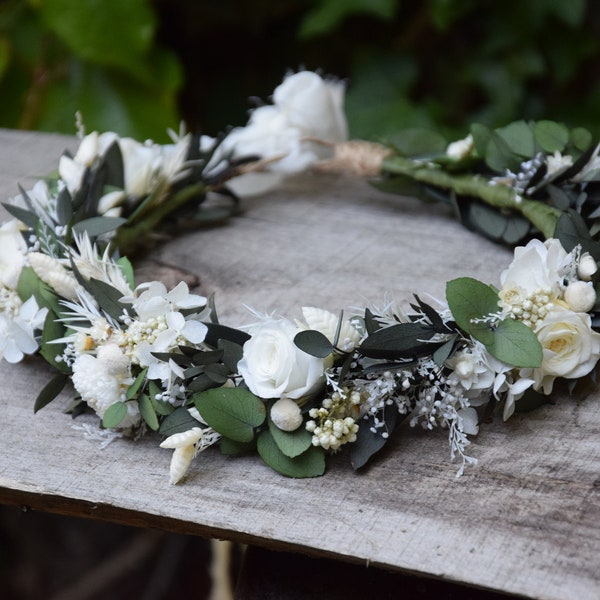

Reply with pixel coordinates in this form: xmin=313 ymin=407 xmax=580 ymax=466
xmin=270 ymin=397 xmax=303 ymax=432
xmin=564 ymin=281 xmax=597 ymax=313
xmin=577 ymin=252 xmax=598 ymax=281
xmin=446 ymin=134 xmax=474 ymax=161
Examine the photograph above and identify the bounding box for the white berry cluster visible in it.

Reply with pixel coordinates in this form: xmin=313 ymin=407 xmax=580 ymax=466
xmin=305 ymin=387 xmax=360 ymax=451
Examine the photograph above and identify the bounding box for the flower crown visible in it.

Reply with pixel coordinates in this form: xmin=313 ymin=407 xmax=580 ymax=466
xmin=2 ymin=71 xmax=600 ymax=485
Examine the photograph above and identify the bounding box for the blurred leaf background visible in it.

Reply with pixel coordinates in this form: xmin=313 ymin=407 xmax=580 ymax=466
xmin=0 ymin=0 xmax=599 ymax=143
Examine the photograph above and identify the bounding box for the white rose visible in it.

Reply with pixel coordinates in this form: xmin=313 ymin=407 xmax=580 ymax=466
xmin=222 ymin=70 xmax=348 ymax=174
xmin=238 ymin=318 xmax=326 ymax=399
xmin=522 ymin=305 xmax=600 ymax=394
xmin=0 ymin=219 xmax=27 ymax=289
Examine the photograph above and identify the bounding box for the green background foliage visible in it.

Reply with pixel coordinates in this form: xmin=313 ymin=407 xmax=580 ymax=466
xmin=1 ymin=0 xmax=599 ymax=141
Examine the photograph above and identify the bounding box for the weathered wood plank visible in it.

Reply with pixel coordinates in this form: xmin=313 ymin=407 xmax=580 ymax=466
xmin=1 ymin=129 xmax=599 ymax=600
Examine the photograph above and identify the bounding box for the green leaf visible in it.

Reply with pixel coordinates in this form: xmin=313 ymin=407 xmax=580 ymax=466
xmin=139 ymin=394 xmax=159 ymax=431
xmin=40 ymin=310 xmax=68 ymax=372
xmin=34 ymin=373 xmax=70 ymax=413
xmin=257 ymin=430 xmax=325 ymax=478
xmin=496 ymin=120 xmax=535 ymax=158
xmin=485 ymin=131 xmax=521 ymax=173
xmin=570 ymin=127 xmax=593 ymax=152
xmin=268 ymin=417 xmax=312 ymax=458
xmin=194 ymin=387 xmax=266 ymax=443
xmin=446 ymin=277 xmax=499 ymax=344
xmin=102 ymin=402 xmax=128 ymax=429
xmin=126 ymin=367 xmax=148 ymax=400
xmin=204 ymin=323 xmax=250 ymax=348
xmin=358 ymin=322 xmax=437 ymax=359
xmin=116 ymin=256 xmax=135 ymax=289
xmin=218 ymin=339 xmax=244 ymax=373
xmin=150 ymin=396 xmax=175 ymax=416
xmin=55 ymin=186 xmax=73 ymax=226
xmin=72 ymin=216 xmax=127 ymax=238
xmin=555 ymin=210 xmax=600 ymax=260
xmin=470 ymin=123 xmax=492 ymax=157
xmin=87 ymin=278 xmax=127 ymax=322
xmin=487 ymin=318 xmax=542 ymax=368
xmin=349 ymin=405 xmax=400 ymax=470
xmin=1 ymin=202 xmax=38 ymax=228
xmin=432 ymin=335 xmax=458 ymax=367
xmin=158 ymin=406 xmax=199 ymax=436
xmin=219 ymin=437 xmax=256 ymax=456
xmin=534 ymin=121 xmax=569 ymax=153
xmin=293 ymin=330 xmax=334 ymax=358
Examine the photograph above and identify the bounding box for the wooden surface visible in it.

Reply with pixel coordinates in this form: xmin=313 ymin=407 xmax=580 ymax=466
xmin=1 ymin=129 xmax=599 ymax=600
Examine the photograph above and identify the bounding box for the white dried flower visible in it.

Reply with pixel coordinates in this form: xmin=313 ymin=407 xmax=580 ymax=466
xmin=28 ymin=252 xmax=79 ymax=300
xmin=577 ymin=252 xmax=598 ymax=281
xmin=446 ymin=134 xmax=474 ymax=161
xmin=301 ymin=306 xmax=362 ymax=352
xmin=270 ymin=397 xmax=303 ymax=431
xmin=564 ymin=281 xmax=596 ymax=313
xmin=160 ymin=427 xmax=204 ymax=485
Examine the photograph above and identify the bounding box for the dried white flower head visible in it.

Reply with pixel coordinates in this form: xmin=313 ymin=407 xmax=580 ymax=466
xmin=160 ymin=427 xmax=204 ymax=485
xmin=564 ymin=281 xmax=597 ymax=313
xmin=270 ymin=397 xmax=303 ymax=432
xmin=301 ymin=306 xmax=362 ymax=352
xmin=28 ymin=252 xmax=79 ymax=300
xmin=446 ymin=134 xmax=474 ymax=161
xmin=577 ymin=252 xmax=598 ymax=281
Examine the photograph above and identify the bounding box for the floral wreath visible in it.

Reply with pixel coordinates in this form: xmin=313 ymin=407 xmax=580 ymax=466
xmin=2 ymin=71 xmax=600 ymax=484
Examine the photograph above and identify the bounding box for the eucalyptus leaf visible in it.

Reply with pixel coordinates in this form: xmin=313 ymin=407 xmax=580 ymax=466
xmin=55 ymin=186 xmax=73 ymax=225
xmin=496 ymin=120 xmax=535 ymax=158
xmin=257 ymin=430 xmax=325 ymax=478
xmin=40 ymin=310 xmax=68 ymax=372
xmin=470 ymin=123 xmax=492 ymax=157
xmin=446 ymin=277 xmax=499 ymax=344
xmin=349 ymin=406 xmax=400 ymax=470
xmin=1 ymin=202 xmax=38 ymax=229
xmin=33 ymin=373 xmax=70 ymax=413
xmin=203 ymin=363 xmax=230 ymax=384
xmin=87 ymin=278 xmax=128 ymax=322
xmin=150 ymin=396 xmax=175 ymax=416
xmin=432 ymin=335 xmax=458 ymax=367
xmin=485 ymin=132 xmax=521 ymax=173
xmin=218 ymin=339 xmax=244 ymax=373
xmin=534 ymin=120 xmax=569 ymax=153
xmin=219 ymin=437 xmax=256 ymax=455
xmin=158 ymin=406 xmax=200 ymax=436
xmin=116 ymin=256 xmax=135 ymax=289
xmin=194 ymin=387 xmax=265 ymax=443
xmin=139 ymin=394 xmax=159 ymax=431
xmin=487 ymin=318 xmax=542 ymax=368
xmin=126 ymin=368 xmax=148 ymax=400
xmin=204 ymin=323 xmax=250 ymax=348
xmin=268 ymin=417 xmax=312 ymax=458
xmin=72 ymin=216 xmax=127 ymax=237
xmin=570 ymin=127 xmax=593 ymax=152
xmin=294 ymin=330 xmax=334 ymax=358
xmin=358 ymin=322 xmax=438 ymax=360
xmin=102 ymin=402 xmax=128 ymax=429
xmin=555 ymin=210 xmax=600 ymax=260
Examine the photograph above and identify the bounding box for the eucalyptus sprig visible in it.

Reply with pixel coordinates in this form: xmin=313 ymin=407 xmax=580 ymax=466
xmin=377 ymin=120 xmax=600 ymax=246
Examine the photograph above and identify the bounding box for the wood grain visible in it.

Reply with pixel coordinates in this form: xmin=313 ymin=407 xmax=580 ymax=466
xmin=0 ymin=129 xmax=599 ymax=599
